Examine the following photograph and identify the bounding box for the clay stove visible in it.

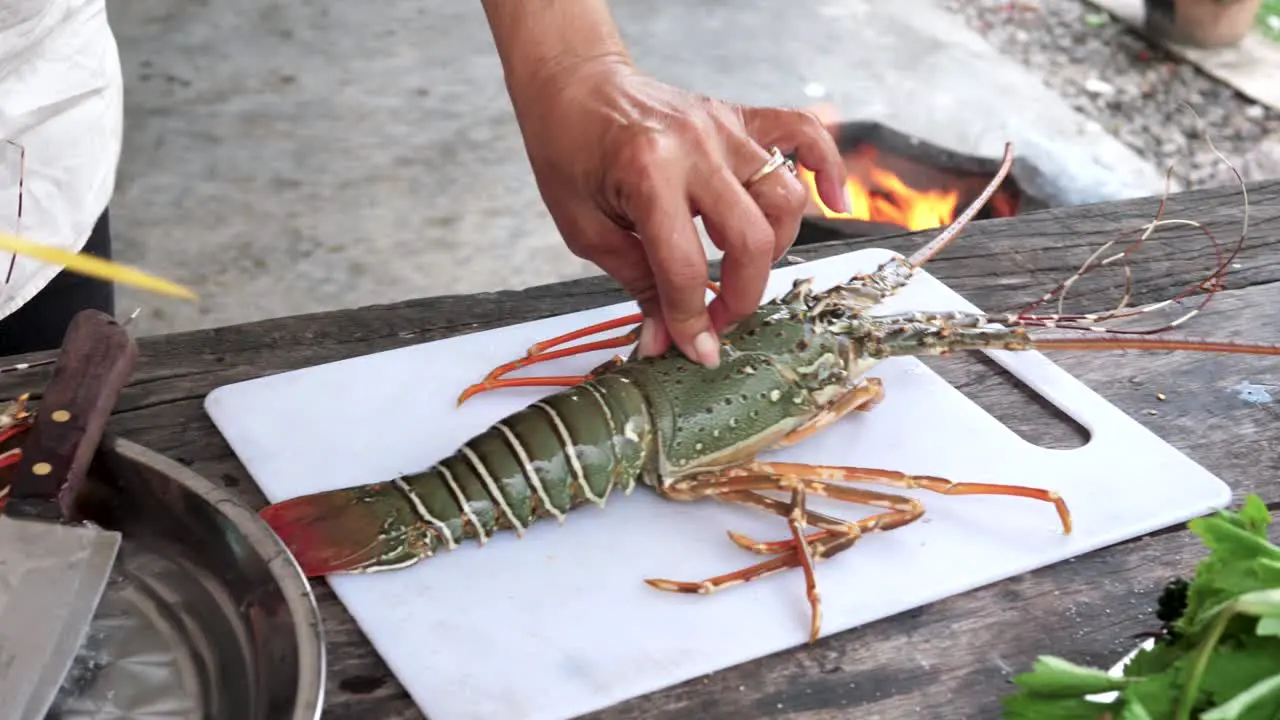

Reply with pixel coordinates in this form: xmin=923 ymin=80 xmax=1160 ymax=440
xmin=793 ymin=120 xmax=1050 ymax=247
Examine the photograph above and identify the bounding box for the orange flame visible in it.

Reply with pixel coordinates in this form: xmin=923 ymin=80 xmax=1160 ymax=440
xmin=799 ymin=104 xmax=960 ymax=232
xmin=798 ymin=147 xmax=960 ymax=232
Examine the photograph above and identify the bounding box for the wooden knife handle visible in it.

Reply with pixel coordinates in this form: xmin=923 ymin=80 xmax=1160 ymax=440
xmin=5 ymin=310 xmax=138 ymax=521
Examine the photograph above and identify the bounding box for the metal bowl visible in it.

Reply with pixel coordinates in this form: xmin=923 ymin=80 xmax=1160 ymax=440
xmin=44 ymin=434 xmax=326 ymax=719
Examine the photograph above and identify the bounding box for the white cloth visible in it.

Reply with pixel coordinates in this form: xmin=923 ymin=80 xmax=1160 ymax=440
xmin=0 ymin=0 xmax=122 ymax=322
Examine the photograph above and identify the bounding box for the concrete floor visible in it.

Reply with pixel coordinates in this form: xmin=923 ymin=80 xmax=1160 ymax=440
xmin=104 ymin=0 xmax=1164 ymax=336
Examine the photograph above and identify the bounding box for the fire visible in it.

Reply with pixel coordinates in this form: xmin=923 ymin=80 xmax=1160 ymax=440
xmin=795 ymin=103 xmax=961 ymax=232
xmin=797 ymin=145 xmax=960 ymax=232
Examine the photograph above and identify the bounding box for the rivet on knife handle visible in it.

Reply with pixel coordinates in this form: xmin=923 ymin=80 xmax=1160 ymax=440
xmin=6 ymin=310 xmax=138 ymax=522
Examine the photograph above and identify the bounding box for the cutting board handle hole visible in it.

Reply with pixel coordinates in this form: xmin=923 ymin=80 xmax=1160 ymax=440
xmin=918 ymin=353 xmax=1091 ymax=450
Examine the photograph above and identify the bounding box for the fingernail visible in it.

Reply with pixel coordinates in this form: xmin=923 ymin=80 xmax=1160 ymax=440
xmin=836 ymin=188 xmax=852 ymax=215
xmin=830 ymin=180 xmax=852 ymax=214
xmin=693 ymin=331 xmax=720 ymax=369
xmin=637 ymin=317 xmax=660 ymax=357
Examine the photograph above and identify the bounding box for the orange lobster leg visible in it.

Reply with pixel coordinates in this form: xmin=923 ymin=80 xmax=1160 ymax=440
xmin=522 ymin=312 xmax=643 ymax=359
xmin=646 ymin=457 xmax=1071 ymax=644
xmin=646 ymin=472 xmax=924 ymax=644
xmin=457 ymin=281 xmax=721 ymax=404
xmin=749 ymin=460 xmax=1072 ymax=535
xmin=456 ymin=338 xmax=635 ymax=405
xmin=720 ymin=491 xmax=854 ymax=555
xmin=642 ymin=373 xmax=1072 ymax=644
xmin=520 ymin=280 xmax=720 ymax=359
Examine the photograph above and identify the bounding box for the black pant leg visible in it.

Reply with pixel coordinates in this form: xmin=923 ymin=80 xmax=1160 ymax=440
xmin=0 ymin=208 xmax=116 ymax=357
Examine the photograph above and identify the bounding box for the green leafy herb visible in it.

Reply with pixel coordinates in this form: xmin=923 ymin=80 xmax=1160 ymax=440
xmin=1258 ymin=0 xmax=1280 ymax=44
xmin=1001 ymin=494 xmax=1280 ymax=720
xmin=1013 ymin=656 xmax=1136 ymax=697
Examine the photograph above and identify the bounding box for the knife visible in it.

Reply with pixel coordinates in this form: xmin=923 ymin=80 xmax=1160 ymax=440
xmin=0 ymin=310 xmax=138 ymax=720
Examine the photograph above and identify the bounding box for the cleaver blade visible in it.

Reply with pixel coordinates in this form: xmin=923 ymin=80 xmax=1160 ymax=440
xmin=0 ymin=310 xmax=138 ymax=719
xmin=0 ymin=518 xmax=120 ymax=720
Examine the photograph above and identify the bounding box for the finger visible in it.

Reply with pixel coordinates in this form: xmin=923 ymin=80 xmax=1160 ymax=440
xmin=597 ymin=254 xmax=672 ymax=360
xmin=691 ymin=160 xmax=776 ymax=334
xmin=624 ymin=176 xmax=720 ymax=368
xmin=568 ymin=211 xmax=672 ymax=358
xmin=593 ymin=242 xmax=674 ymax=360
xmin=733 ymin=141 xmax=808 ymax=264
xmin=745 ymin=107 xmax=850 ymax=215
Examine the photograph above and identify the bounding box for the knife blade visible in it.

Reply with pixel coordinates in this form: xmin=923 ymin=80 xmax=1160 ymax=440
xmin=0 ymin=310 xmax=138 ymax=720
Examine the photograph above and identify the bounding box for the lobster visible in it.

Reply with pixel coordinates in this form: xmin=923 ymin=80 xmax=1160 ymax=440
xmin=257 ymin=143 xmax=1280 ymax=644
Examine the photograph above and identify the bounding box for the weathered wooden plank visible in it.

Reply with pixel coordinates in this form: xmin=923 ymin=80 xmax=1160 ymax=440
xmin=0 ymin=178 xmax=1278 ymax=719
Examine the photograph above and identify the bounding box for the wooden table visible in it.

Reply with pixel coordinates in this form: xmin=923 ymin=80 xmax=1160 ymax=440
xmin=4 ymin=179 xmax=1279 ymax=719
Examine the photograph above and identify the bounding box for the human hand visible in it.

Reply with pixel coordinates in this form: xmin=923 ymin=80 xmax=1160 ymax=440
xmin=508 ymin=59 xmax=851 ymax=368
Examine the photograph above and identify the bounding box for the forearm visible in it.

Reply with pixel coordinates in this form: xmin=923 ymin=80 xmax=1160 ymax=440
xmin=479 ymin=0 xmax=632 ymax=106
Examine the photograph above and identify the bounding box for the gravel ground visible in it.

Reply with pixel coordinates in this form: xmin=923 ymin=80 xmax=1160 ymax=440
xmin=945 ymin=0 xmax=1280 ymax=191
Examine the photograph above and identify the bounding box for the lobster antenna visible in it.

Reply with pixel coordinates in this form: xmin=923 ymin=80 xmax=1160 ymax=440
xmin=0 ymin=359 xmax=55 ymax=375
xmin=121 ymin=307 xmax=142 ymax=328
xmin=0 ymin=310 xmax=141 ymax=377
xmin=905 ymin=142 xmax=1014 ymax=270
xmin=1002 ymin=104 xmax=1248 ymax=337
xmin=1027 ymin=333 xmax=1280 ymax=356
xmin=1185 ymin=101 xmax=1248 ymax=245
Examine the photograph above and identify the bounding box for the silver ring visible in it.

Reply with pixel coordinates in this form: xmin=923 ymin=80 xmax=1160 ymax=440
xmin=744 ymin=147 xmax=796 ymax=190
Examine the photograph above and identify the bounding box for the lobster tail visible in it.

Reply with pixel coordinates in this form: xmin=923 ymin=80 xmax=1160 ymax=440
xmin=262 ymin=376 xmax=658 ymax=577
xmin=260 ymin=480 xmax=440 ymax=577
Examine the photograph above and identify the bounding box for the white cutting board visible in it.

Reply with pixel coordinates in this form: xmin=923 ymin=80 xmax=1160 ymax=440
xmin=204 ymin=247 xmax=1229 ymax=720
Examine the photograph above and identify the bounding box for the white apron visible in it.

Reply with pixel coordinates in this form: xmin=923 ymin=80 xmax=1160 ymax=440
xmin=0 ymin=0 xmax=122 ymax=322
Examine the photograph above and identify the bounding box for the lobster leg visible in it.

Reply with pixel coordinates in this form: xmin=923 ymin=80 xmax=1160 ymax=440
xmin=520 ymin=280 xmax=720 ymax=358
xmin=456 ymin=339 xmax=634 ymax=405
xmin=769 ymin=379 xmax=885 ymax=450
xmin=666 ymin=380 xmax=884 ymax=559
xmin=748 ymin=460 xmax=1072 ymax=534
xmin=718 ymin=490 xmax=862 ymax=555
xmin=692 ymin=380 xmax=889 ymax=557
xmin=648 ymin=428 xmax=1072 ymax=643
xmin=746 ymin=378 xmax=1072 ymax=539
xmin=648 ymin=472 xmax=925 ymax=643
xmin=719 ymin=490 xmax=858 ymax=543
xmin=720 ymin=378 xmax=1068 ymax=557
xmin=457 ymin=281 xmax=723 ymax=404
xmin=521 ymin=312 xmax=643 ymax=358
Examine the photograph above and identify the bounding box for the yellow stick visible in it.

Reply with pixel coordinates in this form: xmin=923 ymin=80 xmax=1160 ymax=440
xmin=0 ymin=231 xmax=197 ymax=300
